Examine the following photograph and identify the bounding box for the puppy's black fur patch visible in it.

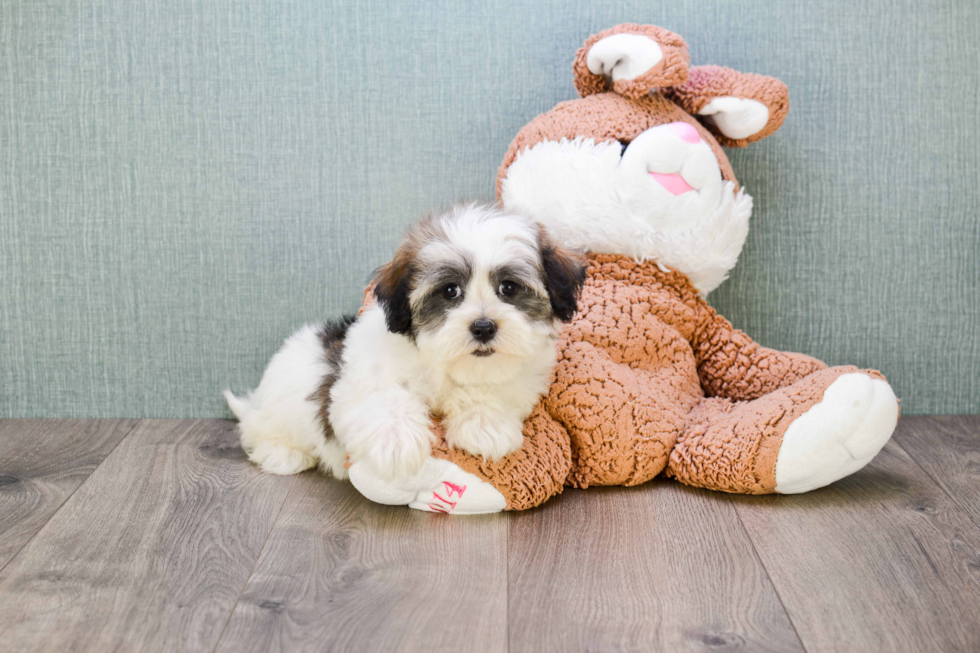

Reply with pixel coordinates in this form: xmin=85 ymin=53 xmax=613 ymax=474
xmin=540 ymin=239 xmax=587 ymax=323
xmin=491 ymin=265 xmax=553 ymax=322
xmin=310 ymin=314 xmax=357 ymax=439
xmin=413 ymin=260 xmax=472 ymax=334
xmin=318 ymin=315 xmax=356 ymax=370
xmin=373 ymin=257 xmax=416 ymax=336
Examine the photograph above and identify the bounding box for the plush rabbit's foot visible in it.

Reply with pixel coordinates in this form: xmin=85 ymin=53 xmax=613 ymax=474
xmin=348 ymin=458 xmax=507 ymax=515
xmin=775 ymin=373 xmax=899 ymax=494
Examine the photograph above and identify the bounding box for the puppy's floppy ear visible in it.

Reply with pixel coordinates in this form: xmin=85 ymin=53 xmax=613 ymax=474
xmin=538 ymin=225 xmax=587 ymax=323
xmin=372 ymin=249 xmax=415 ymax=336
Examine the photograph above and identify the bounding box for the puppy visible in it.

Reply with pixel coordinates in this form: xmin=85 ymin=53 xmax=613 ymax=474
xmin=225 ymin=204 xmax=586 ymax=480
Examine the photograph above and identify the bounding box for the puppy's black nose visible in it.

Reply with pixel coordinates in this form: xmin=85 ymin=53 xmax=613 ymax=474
xmin=470 ymin=319 xmax=497 ymax=343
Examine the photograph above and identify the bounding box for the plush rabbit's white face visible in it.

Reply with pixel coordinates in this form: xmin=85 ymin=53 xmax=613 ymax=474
xmin=500 ymin=122 xmax=752 ymax=295
xmin=616 ymin=121 xmax=728 ymax=232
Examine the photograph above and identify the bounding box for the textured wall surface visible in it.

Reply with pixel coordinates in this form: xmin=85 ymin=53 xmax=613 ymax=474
xmin=1 ymin=0 xmax=977 ymax=418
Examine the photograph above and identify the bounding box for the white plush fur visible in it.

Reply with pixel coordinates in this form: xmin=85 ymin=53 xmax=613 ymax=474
xmin=501 ymin=128 xmax=753 ymax=295
xmin=348 ymin=457 xmax=507 ymax=515
xmin=698 ymin=97 xmax=770 ymax=140
xmin=775 ymin=373 xmax=899 ymax=494
xmin=331 ymin=207 xmax=560 ymax=479
xmin=223 ymin=325 xmax=347 ymax=478
xmin=587 ymin=33 xmax=663 ymax=81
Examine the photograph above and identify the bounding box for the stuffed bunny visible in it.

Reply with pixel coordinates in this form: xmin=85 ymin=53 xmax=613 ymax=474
xmin=348 ymin=24 xmax=900 ymax=514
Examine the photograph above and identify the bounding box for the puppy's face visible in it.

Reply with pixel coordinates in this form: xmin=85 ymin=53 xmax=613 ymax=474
xmin=373 ymin=205 xmax=586 ymax=384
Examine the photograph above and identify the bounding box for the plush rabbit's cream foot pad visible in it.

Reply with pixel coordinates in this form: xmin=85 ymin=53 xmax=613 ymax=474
xmin=348 ymin=458 xmax=507 ymax=515
xmin=775 ymin=373 xmax=899 ymax=494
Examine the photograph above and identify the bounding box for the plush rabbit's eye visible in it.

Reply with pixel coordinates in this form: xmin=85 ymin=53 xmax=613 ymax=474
xmin=442 ymin=284 xmax=462 ymax=300
xmin=498 ymin=280 xmax=519 ymax=297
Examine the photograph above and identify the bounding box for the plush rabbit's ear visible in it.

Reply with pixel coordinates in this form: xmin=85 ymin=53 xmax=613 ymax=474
xmin=665 ymin=66 xmax=790 ymax=147
xmin=573 ymin=24 xmax=690 ymax=100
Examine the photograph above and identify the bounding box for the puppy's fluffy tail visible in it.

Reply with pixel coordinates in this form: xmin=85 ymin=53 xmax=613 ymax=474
xmin=223 ymin=389 xmax=251 ymax=421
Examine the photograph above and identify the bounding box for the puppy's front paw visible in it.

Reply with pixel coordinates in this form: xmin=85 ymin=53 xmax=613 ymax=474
xmin=354 ymin=420 xmax=433 ymax=480
xmin=446 ymin=412 xmax=524 ymax=461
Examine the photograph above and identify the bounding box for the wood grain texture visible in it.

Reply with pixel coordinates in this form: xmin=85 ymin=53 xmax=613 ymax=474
xmin=507 ymin=483 xmax=803 ymax=653
xmin=731 ymin=438 xmax=980 ymax=652
xmin=893 ymin=415 xmax=980 ymax=526
xmin=0 ymin=419 xmax=294 ymax=653
xmin=0 ymin=419 xmax=138 ymax=571
xmin=215 ymin=472 xmax=508 ymax=653
xmin=4 ymin=418 xmax=980 ymax=652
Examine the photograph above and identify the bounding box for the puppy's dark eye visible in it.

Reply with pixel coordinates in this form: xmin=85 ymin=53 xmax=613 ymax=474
xmin=498 ymin=280 xmax=519 ymax=297
xmin=442 ymin=283 xmax=462 ymax=300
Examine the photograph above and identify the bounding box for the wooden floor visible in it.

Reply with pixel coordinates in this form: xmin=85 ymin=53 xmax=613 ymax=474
xmin=0 ymin=417 xmax=978 ymax=652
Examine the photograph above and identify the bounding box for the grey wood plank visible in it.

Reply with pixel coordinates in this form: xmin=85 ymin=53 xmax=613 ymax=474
xmin=893 ymin=415 xmax=980 ymax=526
xmin=0 ymin=419 xmax=294 ymax=653
xmin=0 ymin=419 xmax=139 ymax=571
xmin=214 ymin=472 xmax=508 ymax=653
xmin=731 ymin=438 xmax=980 ymax=652
xmin=508 ymin=483 xmax=803 ymax=653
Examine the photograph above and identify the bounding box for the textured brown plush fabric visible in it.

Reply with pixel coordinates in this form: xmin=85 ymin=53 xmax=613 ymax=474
xmin=665 ymin=65 xmax=790 ymax=147
xmin=430 ymin=404 xmax=572 ymax=511
xmin=667 ymin=367 xmax=862 ymax=493
xmin=416 ymin=255 xmax=888 ymax=510
xmin=546 ymin=255 xmax=703 ymax=489
xmin=572 ymin=23 xmax=690 ymax=100
xmin=693 ymin=304 xmax=827 ymax=401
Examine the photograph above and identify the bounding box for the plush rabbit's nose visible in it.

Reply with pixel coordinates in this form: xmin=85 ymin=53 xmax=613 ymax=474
xmin=667 ymin=121 xmax=701 ymax=144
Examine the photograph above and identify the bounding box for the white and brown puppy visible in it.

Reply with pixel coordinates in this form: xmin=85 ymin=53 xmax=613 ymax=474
xmin=225 ymin=204 xmax=585 ymax=480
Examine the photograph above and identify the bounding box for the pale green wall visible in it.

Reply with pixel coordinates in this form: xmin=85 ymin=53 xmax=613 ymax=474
xmin=2 ymin=0 xmax=977 ymax=417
